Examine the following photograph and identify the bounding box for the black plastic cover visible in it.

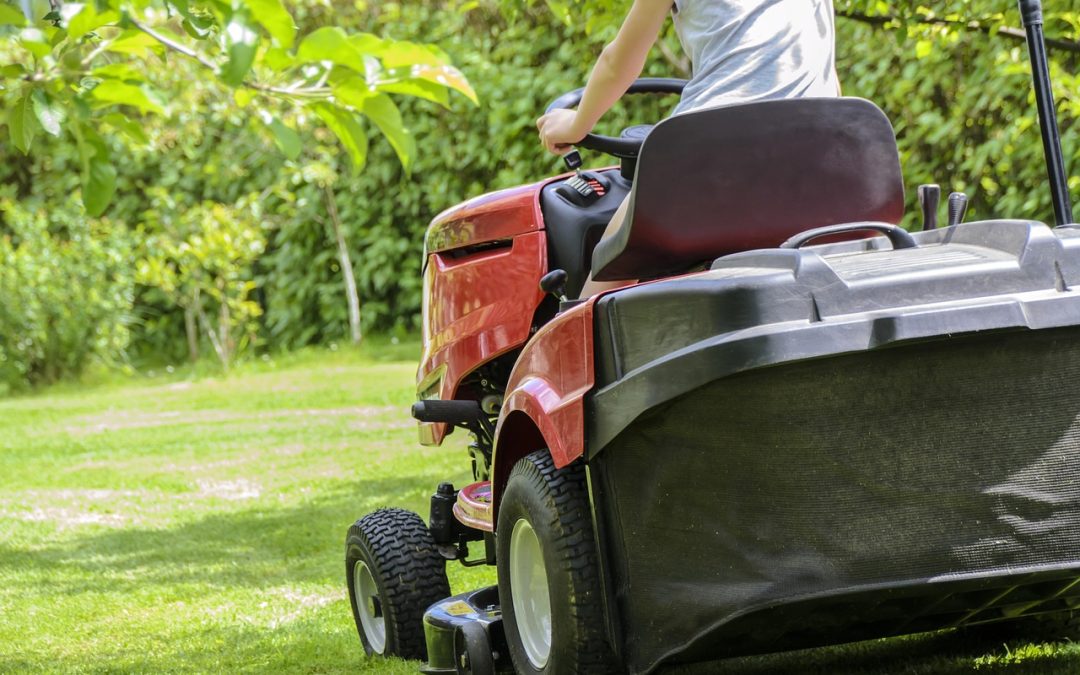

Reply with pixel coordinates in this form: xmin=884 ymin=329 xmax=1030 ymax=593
xmin=592 ymin=220 xmax=1080 ymax=451
xmin=586 ymin=219 xmax=1080 ymax=672
xmin=592 ymin=326 xmax=1080 ymax=672
xmin=540 ymin=169 xmax=631 ymax=298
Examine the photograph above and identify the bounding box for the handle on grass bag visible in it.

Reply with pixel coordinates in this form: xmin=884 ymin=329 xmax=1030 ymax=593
xmin=781 ymin=222 xmax=917 ymax=251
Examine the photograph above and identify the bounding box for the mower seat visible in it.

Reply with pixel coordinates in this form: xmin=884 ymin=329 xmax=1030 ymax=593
xmin=590 ymin=97 xmax=905 ymax=281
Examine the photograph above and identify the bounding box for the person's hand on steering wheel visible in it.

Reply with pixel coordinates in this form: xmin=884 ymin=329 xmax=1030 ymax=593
xmin=536 ymin=109 xmax=588 ymax=156
xmin=534 ymin=0 xmax=673 ymax=157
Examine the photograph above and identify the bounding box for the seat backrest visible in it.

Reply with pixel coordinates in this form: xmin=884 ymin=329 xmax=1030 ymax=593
xmin=590 ymin=98 xmax=905 ymax=281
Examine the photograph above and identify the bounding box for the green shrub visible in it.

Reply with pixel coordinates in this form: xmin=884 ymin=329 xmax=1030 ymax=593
xmin=5 ymin=1 xmax=1080 ymax=383
xmin=257 ymin=1 xmax=675 ymax=347
xmin=0 ymin=200 xmax=134 ymax=391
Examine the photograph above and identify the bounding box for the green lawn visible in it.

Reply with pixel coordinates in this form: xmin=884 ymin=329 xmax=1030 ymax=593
xmin=1 ymin=343 xmax=1079 ymax=673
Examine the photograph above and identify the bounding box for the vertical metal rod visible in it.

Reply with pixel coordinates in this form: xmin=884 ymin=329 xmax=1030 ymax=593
xmin=1018 ymin=0 xmax=1073 ymax=225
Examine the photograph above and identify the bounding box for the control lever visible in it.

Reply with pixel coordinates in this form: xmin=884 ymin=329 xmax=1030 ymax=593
xmin=563 ymin=150 xmax=583 ymax=173
xmin=918 ymin=184 xmax=941 ymax=231
xmin=948 ymin=192 xmax=969 ymax=226
xmin=540 ymin=269 xmax=569 ymax=303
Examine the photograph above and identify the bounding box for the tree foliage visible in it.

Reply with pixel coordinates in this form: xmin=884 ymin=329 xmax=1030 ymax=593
xmin=515 ymin=0 xmax=1080 ymax=224
xmin=0 ymin=0 xmax=477 ymax=386
xmin=4 ymin=0 xmax=1080 ymax=391
xmin=0 ymin=198 xmax=133 ymax=390
xmin=836 ymin=1 xmax=1080 ymax=227
xmin=0 ymin=0 xmax=475 ymax=215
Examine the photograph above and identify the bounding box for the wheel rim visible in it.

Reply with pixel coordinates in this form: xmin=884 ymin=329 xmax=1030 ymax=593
xmin=353 ymin=560 xmax=386 ymax=653
xmin=510 ymin=518 xmax=552 ymax=669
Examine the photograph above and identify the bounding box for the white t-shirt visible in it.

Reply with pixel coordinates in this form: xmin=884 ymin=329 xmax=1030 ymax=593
xmin=671 ymin=0 xmax=839 ymax=115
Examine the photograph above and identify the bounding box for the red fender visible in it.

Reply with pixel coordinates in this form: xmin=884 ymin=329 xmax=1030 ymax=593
xmin=491 ymin=300 xmax=596 ymax=514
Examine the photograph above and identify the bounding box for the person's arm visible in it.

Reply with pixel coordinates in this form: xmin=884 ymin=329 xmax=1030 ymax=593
xmin=537 ymin=0 xmax=673 ymax=155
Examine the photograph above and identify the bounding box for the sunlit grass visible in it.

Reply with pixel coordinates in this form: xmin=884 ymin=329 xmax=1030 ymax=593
xmin=3 ymin=342 xmax=1080 ymax=673
xmin=0 ymin=341 xmax=491 ymax=674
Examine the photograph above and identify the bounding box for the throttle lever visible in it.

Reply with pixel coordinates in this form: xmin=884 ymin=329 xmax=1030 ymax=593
xmin=563 ymin=150 xmax=583 ymax=173
xmin=918 ymin=184 xmax=941 ymax=231
xmin=948 ymin=192 xmax=969 ymax=226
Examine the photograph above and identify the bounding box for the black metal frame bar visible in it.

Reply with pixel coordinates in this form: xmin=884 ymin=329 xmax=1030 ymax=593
xmin=1018 ymin=0 xmax=1074 ymax=225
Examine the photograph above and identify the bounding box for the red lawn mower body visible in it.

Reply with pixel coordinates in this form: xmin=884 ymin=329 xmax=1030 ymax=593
xmin=346 ymin=37 xmax=1080 ymax=670
xmin=416 ymin=175 xmax=597 ymax=472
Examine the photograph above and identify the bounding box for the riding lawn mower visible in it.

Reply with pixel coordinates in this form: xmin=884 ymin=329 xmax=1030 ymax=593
xmin=346 ymin=2 xmax=1080 ymax=672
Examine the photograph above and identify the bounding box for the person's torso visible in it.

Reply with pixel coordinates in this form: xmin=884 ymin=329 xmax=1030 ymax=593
xmin=671 ymin=0 xmax=838 ymax=115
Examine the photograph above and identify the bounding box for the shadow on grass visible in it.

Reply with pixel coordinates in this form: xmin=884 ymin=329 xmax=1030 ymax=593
xmin=6 ymin=471 xmax=1080 ymax=674
xmin=0 ymin=473 xmax=449 ymax=672
xmin=0 ymin=474 xmax=435 ymax=595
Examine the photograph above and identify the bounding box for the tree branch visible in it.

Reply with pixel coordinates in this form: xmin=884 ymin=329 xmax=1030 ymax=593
xmin=323 ymin=184 xmax=362 ymax=345
xmin=127 ymin=16 xmax=332 ymax=98
xmin=80 ymin=35 xmax=121 ymax=67
xmin=837 ymin=10 xmax=1080 ymax=54
xmin=128 ymin=16 xmax=218 ymax=70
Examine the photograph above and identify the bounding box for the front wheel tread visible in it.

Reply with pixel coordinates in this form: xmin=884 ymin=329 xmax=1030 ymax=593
xmin=498 ymin=450 xmax=619 ymax=674
xmin=346 ymin=507 xmax=450 ymax=660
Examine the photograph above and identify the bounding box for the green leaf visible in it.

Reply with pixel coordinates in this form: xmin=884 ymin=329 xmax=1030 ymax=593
xmin=31 ymin=90 xmax=65 ymax=137
xmin=101 ymin=111 xmax=149 ymax=144
xmin=106 ymin=30 xmax=165 ymax=58
xmin=244 ymin=0 xmax=295 ymax=48
xmin=168 ymin=0 xmax=213 ymax=31
xmin=76 ymin=125 xmax=116 ymax=216
xmin=8 ymin=91 xmax=36 ymax=154
xmin=348 ymin=33 xmax=386 ymax=56
xmin=49 ymin=26 xmax=67 ymax=47
xmin=84 ymin=156 xmax=117 ymax=216
xmin=408 ymin=63 xmax=477 ymax=105
xmin=297 ymin=27 xmax=365 ymax=70
xmin=330 ymin=72 xmax=374 ymax=109
xmin=0 ymin=63 xmax=26 ymax=78
xmin=67 ymin=3 xmax=120 ymax=40
xmin=379 ymin=40 xmax=446 ymax=69
xmin=361 ymin=93 xmax=414 ymax=172
xmin=221 ymin=14 xmax=259 ymax=86
xmin=263 ymin=46 xmax=295 ymax=71
xmin=0 ymin=2 xmax=26 ymax=26
xmin=378 ymin=77 xmax=450 ymax=108
xmin=181 ymin=18 xmax=212 ymax=39
xmin=90 ymin=79 xmax=165 ymax=115
xmin=92 ymin=63 xmax=144 ymax=82
xmin=310 ymin=102 xmax=367 ymax=171
xmin=19 ymin=28 xmax=52 ymax=58
xmin=233 ymin=87 xmax=254 ymax=107
xmin=544 ymin=0 xmax=571 ymax=26
xmin=266 ymin=116 xmax=300 ymax=160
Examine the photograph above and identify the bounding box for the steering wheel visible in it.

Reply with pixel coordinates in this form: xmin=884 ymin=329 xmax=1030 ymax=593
xmin=544 ymin=77 xmax=688 ymax=159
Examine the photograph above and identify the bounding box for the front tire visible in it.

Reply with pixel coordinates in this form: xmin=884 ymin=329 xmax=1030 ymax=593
xmin=346 ymin=508 xmax=451 ymax=659
xmin=497 ymin=451 xmax=617 ymax=674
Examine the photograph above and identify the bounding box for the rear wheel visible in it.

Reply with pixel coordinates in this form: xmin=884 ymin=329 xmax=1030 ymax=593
xmin=346 ymin=508 xmax=451 ymax=659
xmin=497 ymin=450 xmax=618 ymax=674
